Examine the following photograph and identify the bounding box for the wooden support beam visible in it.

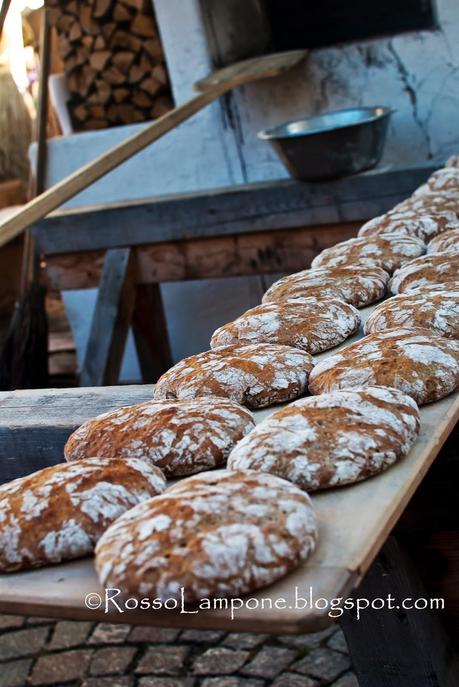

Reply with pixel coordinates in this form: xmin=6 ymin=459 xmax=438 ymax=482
xmin=341 ymin=536 xmax=459 ymax=687
xmin=80 ymin=247 xmax=136 ymax=386
xmin=44 ymin=221 xmax=359 ymax=290
xmin=33 ymin=162 xmax=438 ymax=256
xmin=132 ymin=283 xmax=172 ymax=382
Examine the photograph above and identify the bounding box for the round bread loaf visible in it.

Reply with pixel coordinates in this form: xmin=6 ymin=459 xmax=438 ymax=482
xmin=365 ymin=292 xmax=459 ymax=339
xmin=425 ymin=168 xmax=459 ymax=193
xmin=427 ymin=228 xmax=459 ymax=255
xmin=64 ymin=398 xmax=254 ymax=477
xmin=95 ymin=469 xmax=318 ymax=602
xmin=407 ymin=281 xmax=459 ymax=295
xmin=228 ymin=387 xmax=420 ymax=491
xmin=210 ymin=298 xmax=360 ymax=354
xmin=389 ymin=252 xmax=459 ymax=294
xmin=446 ymin=154 xmax=459 ymax=168
xmin=153 ymin=343 xmax=314 ymax=409
xmin=262 ymin=266 xmax=389 ymax=308
xmin=358 ymin=212 xmax=459 ymax=242
xmin=0 ymin=457 xmax=166 ymax=572
xmin=392 ymin=193 xmax=459 ymax=217
xmin=310 ymin=233 xmax=424 ymax=273
xmin=308 ymin=328 xmax=459 ymax=404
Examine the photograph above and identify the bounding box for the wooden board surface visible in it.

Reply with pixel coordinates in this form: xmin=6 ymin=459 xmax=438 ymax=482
xmin=0 ymin=306 xmax=457 ymax=633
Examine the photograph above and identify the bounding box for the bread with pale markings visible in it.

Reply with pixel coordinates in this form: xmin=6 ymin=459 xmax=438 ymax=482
xmin=95 ymin=470 xmax=318 ymax=602
xmin=311 ymin=233 xmax=424 ymax=273
xmin=262 ymin=266 xmax=389 ymax=308
xmin=0 ymin=457 xmax=166 ymax=572
xmin=391 ymin=193 xmax=459 ymax=217
xmin=228 ymin=387 xmax=420 ymax=491
xmin=153 ymin=343 xmax=314 ymax=409
xmin=358 ymin=212 xmax=459 ymax=243
xmin=427 ymin=228 xmax=459 ymax=255
xmin=446 ymin=154 xmax=459 ymax=168
xmin=308 ymin=328 xmax=459 ymax=404
xmin=389 ymin=252 xmax=459 ymax=294
xmin=365 ymin=292 xmax=459 ymax=339
xmin=210 ymin=297 xmax=360 ymax=354
xmin=65 ymin=398 xmax=254 ymax=477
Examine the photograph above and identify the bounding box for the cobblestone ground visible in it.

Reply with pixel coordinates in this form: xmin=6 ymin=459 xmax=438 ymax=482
xmin=0 ymin=615 xmax=359 ymax=687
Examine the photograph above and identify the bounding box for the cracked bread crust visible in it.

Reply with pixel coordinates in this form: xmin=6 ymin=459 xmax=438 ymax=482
xmin=95 ymin=469 xmax=318 ymax=603
xmin=392 ymin=193 xmax=459 ymax=217
xmin=427 ymin=228 xmax=459 ymax=255
xmin=389 ymin=252 xmax=459 ymax=294
xmin=228 ymin=387 xmax=420 ymax=492
xmin=365 ymin=292 xmax=459 ymax=339
xmin=65 ymin=398 xmax=255 ymax=477
xmin=262 ymin=266 xmax=389 ymax=308
xmin=210 ymin=298 xmax=360 ymax=354
xmin=308 ymin=328 xmax=459 ymax=405
xmin=153 ymin=343 xmax=314 ymax=409
xmin=358 ymin=212 xmax=459 ymax=243
xmin=0 ymin=457 xmax=166 ymax=572
xmin=311 ymin=233 xmax=425 ymax=273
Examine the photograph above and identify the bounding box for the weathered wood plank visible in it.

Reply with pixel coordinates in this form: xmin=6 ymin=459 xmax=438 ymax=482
xmin=44 ymin=221 xmax=359 ymax=290
xmin=342 ymin=536 xmax=459 ymax=687
xmin=80 ymin=248 xmax=137 ymax=386
xmin=33 ymin=163 xmax=437 ymax=256
xmin=132 ymin=283 xmax=172 ymax=382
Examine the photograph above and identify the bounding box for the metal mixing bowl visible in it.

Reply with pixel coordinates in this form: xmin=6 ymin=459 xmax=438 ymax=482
xmin=258 ymin=107 xmax=393 ymax=181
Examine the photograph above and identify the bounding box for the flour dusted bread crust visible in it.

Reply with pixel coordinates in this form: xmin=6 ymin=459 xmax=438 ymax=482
xmin=389 ymin=252 xmax=459 ymax=294
xmin=262 ymin=266 xmax=389 ymax=308
xmin=425 ymin=168 xmax=459 ymax=194
xmin=228 ymin=387 xmax=420 ymax=492
xmin=310 ymin=233 xmax=424 ymax=273
xmin=358 ymin=212 xmax=459 ymax=243
xmin=308 ymin=328 xmax=459 ymax=404
xmin=95 ymin=469 xmax=318 ymax=602
xmin=0 ymin=457 xmax=166 ymax=572
xmin=210 ymin=298 xmax=360 ymax=354
xmin=153 ymin=343 xmax=314 ymax=409
xmin=446 ymin=154 xmax=459 ymax=168
xmin=65 ymin=398 xmax=254 ymax=477
xmin=365 ymin=292 xmax=459 ymax=339
xmin=407 ymin=281 xmax=459 ymax=295
xmin=392 ymin=193 xmax=459 ymax=217
xmin=427 ymin=228 xmax=459 ymax=255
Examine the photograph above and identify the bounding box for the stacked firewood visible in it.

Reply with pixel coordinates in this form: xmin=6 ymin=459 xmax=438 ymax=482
xmin=46 ymin=0 xmax=173 ymax=131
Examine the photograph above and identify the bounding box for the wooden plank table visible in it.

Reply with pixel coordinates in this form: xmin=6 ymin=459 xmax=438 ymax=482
xmin=0 ymin=306 xmax=457 ymax=636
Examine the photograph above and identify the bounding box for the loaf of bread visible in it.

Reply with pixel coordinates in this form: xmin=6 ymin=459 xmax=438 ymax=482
xmin=210 ymin=297 xmax=360 ymax=354
xmin=95 ymin=470 xmax=318 ymax=603
xmin=310 ymin=233 xmax=424 ymax=273
xmin=358 ymin=212 xmax=459 ymax=243
xmin=427 ymin=228 xmax=459 ymax=255
xmin=65 ymin=398 xmax=254 ymax=477
xmin=262 ymin=266 xmax=389 ymax=308
xmin=308 ymin=328 xmax=459 ymax=404
xmin=391 ymin=193 xmax=459 ymax=217
xmin=424 ymin=168 xmax=459 ymax=194
xmin=153 ymin=343 xmax=314 ymax=409
xmin=406 ymin=281 xmax=459 ymax=296
xmin=389 ymin=252 xmax=459 ymax=294
xmin=228 ymin=387 xmax=420 ymax=491
xmin=446 ymin=154 xmax=459 ymax=168
xmin=0 ymin=457 xmax=166 ymax=572
xmin=365 ymin=291 xmax=459 ymax=339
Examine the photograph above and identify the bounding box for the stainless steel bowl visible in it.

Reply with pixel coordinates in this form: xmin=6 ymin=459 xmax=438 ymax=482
xmin=258 ymin=107 xmax=393 ymax=181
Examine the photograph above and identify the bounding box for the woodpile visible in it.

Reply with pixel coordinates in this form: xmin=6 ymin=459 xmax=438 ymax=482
xmin=46 ymin=0 xmax=173 ymax=131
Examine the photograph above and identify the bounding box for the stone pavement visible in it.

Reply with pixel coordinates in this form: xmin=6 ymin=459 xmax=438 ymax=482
xmin=0 ymin=615 xmax=359 ymax=687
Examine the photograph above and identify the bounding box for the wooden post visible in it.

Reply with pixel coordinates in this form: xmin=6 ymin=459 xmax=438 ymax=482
xmin=80 ymin=247 xmax=136 ymax=386
xmin=341 ymin=536 xmax=459 ymax=687
xmin=132 ymin=283 xmax=172 ymax=382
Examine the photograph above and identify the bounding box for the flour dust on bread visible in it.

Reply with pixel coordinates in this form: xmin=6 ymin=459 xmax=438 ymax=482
xmin=65 ymin=398 xmax=255 ymax=477
xmin=358 ymin=212 xmax=459 ymax=243
xmin=427 ymin=228 xmax=459 ymax=255
xmin=365 ymin=291 xmax=459 ymax=340
xmin=308 ymin=328 xmax=459 ymax=405
xmin=262 ymin=265 xmax=389 ymax=308
xmin=391 ymin=193 xmax=459 ymax=218
xmin=446 ymin=154 xmax=459 ymax=168
xmin=228 ymin=387 xmax=420 ymax=491
xmin=153 ymin=343 xmax=314 ymax=409
xmin=95 ymin=469 xmax=318 ymax=603
xmin=210 ymin=297 xmax=360 ymax=354
xmin=0 ymin=457 xmax=166 ymax=572
xmin=310 ymin=233 xmax=425 ymax=274
xmin=389 ymin=252 xmax=459 ymax=294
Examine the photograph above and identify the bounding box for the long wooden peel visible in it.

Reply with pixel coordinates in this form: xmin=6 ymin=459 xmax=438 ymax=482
xmin=0 ymin=50 xmax=306 ymax=249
